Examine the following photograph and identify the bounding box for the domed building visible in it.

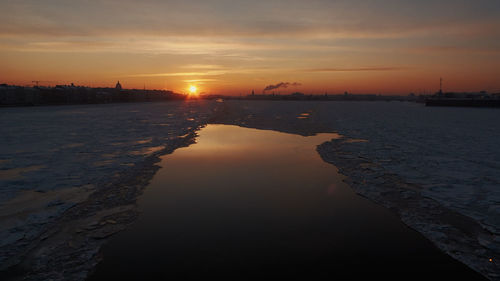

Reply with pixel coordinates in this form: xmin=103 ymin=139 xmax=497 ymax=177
xmin=115 ymin=81 xmax=122 ymax=90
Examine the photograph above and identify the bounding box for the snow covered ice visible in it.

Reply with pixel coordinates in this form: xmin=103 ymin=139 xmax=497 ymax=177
xmin=0 ymin=101 xmax=217 ymax=274
xmin=1 ymin=100 xmax=499 ymax=279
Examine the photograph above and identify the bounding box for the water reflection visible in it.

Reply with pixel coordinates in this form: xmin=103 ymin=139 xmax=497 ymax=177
xmin=343 ymin=138 xmax=369 ymax=143
xmin=130 ymin=145 xmax=166 ymax=156
xmin=135 ymin=139 xmax=153 ymax=144
xmin=297 ymin=112 xmax=311 ymax=119
xmin=90 ymin=125 xmax=483 ymax=281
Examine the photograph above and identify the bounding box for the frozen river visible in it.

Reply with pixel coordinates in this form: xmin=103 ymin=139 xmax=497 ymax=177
xmin=0 ymin=100 xmax=498 ymax=280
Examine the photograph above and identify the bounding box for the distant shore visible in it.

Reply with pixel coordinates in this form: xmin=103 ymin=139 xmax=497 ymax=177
xmin=0 ymin=84 xmax=185 ymax=107
xmin=3 ymin=83 xmax=500 ymax=108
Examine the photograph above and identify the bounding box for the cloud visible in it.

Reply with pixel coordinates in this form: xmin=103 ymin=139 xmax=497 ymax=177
xmin=126 ymin=70 xmax=226 ymax=78
xmin=408 ymin=46 xmax=500 ymax=55
xmin=304 ymin=67 xmax=410 ymax=72
xmin=1 ymin=1 xmax=498 ymax=41
xmin=183 ymin=79 xmax=219 ymax=83
xmin=181 ymin=64 xmax=225 ymax=69
xmin=263 ymin=82 xmax=302 ymax=92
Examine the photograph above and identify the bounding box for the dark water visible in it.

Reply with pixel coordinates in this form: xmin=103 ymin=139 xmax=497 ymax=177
xmin=89 ymin=125 xmax=484 ymax=280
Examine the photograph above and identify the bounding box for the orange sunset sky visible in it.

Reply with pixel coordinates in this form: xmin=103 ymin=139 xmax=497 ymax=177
xmin=1 ymin=0 xmax=499 ymax=95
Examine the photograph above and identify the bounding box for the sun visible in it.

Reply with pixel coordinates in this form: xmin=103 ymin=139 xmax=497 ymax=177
xmin=189 ymin=85 xmax=197 ymax=94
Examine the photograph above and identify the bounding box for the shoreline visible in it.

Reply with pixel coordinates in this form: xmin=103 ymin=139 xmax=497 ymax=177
xmin=210 ymin=100 xmax=499 ymax=280
xmin=0 ymin=101 xmax=218 ymax=280
xmin=317 ymin=138 xmax=498 ymax=280
xmin=0 ymin=130 xmax=201 ymax=280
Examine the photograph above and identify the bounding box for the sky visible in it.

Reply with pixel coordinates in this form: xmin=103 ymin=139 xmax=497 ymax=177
xmin=0 ymin=0 xmax=499 ymax=95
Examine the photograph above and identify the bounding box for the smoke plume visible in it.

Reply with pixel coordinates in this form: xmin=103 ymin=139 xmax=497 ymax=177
xmin=263 ymin=82 xmax=301 ymax=92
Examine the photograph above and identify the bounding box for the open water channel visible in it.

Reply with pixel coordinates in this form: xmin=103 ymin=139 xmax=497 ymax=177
xmin=89 ymin=124 xmax=483 ymax=280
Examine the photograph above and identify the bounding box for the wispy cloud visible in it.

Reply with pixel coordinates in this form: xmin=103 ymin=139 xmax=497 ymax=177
xmin=408 ymin=46 xmax=500 ymax=55
xmin=304 ymin=67 xmax=410 ymax=72
xmin=126 ymin=70 xmax=227 ymax=78
xmin=181 ymin=64 xmax=225 ymax=69
xmin=183 ymin=79 xmax=219 ymax=83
